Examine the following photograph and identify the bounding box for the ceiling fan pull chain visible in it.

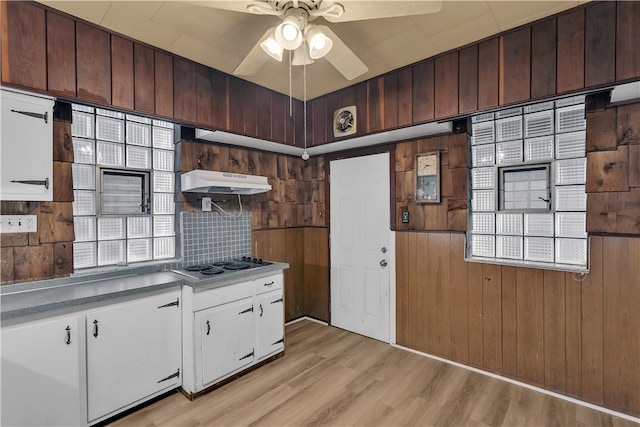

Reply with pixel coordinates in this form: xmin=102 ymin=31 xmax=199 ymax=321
xmin=289 ymin=50 xmax=293 ymax=117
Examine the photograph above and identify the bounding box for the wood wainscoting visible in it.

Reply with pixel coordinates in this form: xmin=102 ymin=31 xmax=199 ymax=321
xmin=396 ymin=231 xmax=640 ymax=418
xmin=253 ymin=227 xmax=329 ymax=323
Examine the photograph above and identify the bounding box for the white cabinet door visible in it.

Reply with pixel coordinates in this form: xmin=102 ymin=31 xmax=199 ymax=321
xmin=196 ymin=298 xmax=255 ymax=387
xmin=0 ymin=88 xmax=55 ymax=201
xmin=86 ymin=289 xmax=181 ymax=422
xmin=1 ymin=315 xmax=82 ymax=426
xmin=255 ymin=291 xmax=284 ymax=359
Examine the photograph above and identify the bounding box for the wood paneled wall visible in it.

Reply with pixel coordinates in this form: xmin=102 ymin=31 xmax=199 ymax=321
xmin=0 ymin=1 xmax=304 ymax=147
xmin=1 ymin=116 xmax=75 ymax=285
xmin=395 ymin=133 xmax=468 ymax=232
xmin=396 ymin=231 xmax=640 ymax=417
xmin=310 ymin=1 xmax=640 ymax=146
xmin=3 ymin=2 xmax=640 ymax=150
xmin=253 ymin=228 xmax=329 ymax=322
xmin=179 ymin=140 xmax=326 ymax=230
xmin=586 ymin=96 xmax=640 ymax=235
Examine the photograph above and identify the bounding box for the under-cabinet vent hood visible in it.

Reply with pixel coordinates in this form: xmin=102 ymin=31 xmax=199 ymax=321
xmin=181 ymin=170 xmax=271 ymax=195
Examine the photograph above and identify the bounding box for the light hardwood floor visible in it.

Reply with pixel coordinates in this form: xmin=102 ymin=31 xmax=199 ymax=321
xmin=109 ymin=320 xmax=638 ymax=427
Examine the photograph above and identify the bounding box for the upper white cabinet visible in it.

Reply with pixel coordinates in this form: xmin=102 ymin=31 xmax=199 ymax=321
xmin=85 ymin=288 xmax=182 ymax=423
xmin=0 ymin=87 xmax=55 ymax=201
xmin=1 ymin=313 xmax=82 ymax=426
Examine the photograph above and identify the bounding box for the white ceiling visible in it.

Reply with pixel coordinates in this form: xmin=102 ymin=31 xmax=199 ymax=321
xmin=39 ymin=1 xmax=587 ymax=100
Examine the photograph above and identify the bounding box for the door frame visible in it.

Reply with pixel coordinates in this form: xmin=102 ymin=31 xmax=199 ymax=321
xmin=326 ymin=146 xmax=397 ymax=344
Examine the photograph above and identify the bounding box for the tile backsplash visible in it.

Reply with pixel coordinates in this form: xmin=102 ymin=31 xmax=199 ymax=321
xmin=181 ymin=211 xmax=251 ymax=266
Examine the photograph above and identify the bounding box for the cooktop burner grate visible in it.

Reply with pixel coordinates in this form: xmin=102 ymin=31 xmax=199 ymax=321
xmin=200 ymin=267 xmax=225 ymax=275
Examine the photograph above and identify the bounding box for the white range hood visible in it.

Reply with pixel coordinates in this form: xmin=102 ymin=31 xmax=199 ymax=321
xmin=181 ymin=170 xmax=271 ymax=195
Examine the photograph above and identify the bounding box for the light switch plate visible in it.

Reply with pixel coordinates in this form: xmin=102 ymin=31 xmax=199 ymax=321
xmin=0 ymin=215 xmax=37 ymax=233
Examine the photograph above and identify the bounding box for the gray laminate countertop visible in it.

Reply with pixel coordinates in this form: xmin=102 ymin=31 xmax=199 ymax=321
xmin=0 ymin=271 xmax=184 ymax=320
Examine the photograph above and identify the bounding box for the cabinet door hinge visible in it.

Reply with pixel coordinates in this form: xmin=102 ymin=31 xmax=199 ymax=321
xmin=273 ymin=338 xmax=284 ymax=345
xmin=270 ymin=298 xmax=283 ymax=304
xmin=157 ymin=369 xmax=180 ymax=383
xmin=238 ymin=306 xmax=254 ymax=314
xmin=10 ymin=109 xmax=48 ymax=123
xmin=238 ymin=350 xmax=254 ymax=361
xmin=157 ymin=298 xmax=179 ymax=309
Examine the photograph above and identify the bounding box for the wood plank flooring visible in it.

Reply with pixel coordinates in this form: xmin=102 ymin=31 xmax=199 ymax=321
xmin=109 ymin=320 xmax=638 ymax=427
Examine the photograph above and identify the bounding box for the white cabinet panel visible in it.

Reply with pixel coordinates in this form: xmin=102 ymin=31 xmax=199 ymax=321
xmin=1 ymin=88 xmax=55 ymax=201
xmin=1 ymin=314 xmax=82 ymax=426
xmin=86 ymin=288 xmax=181 ymax=422
xmin=196 ymin=298 xmax=255 ymax=388
xmin=255 ymin=291 xmax=284 ymax=360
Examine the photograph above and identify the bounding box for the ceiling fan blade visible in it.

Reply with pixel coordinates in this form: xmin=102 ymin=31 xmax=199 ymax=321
xmin=322 ymin=1 xmax=442 ymax=23
xmin=233 ymin=27 xmax=276 ymax=76
xmin=321 ymin=26 xmax=368 ymax=80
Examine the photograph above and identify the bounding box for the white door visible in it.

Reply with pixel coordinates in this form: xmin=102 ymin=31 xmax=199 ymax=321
xmin=330 ymin=152 xmax=391 ymax=342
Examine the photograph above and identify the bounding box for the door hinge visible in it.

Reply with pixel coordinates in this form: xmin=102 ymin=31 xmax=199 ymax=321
xmin=238 ymin=350 xmax=254 ymax=361
xmin=11 ymin=109 xmax=48 ymax=123
xmin=238 ymin=306 xmax=254 ymax=314
xmin=157 ymin=369 xmax=180 ymax=383
xmin=157 ymin=298 xmax=179 ymax=308
xmin=273 ymin=338 xmax=284 ymax=345
xmin=10 ymin=178 xmax=49 ymax=189
xmin=270 ymin=298 xmax=283 ymax=304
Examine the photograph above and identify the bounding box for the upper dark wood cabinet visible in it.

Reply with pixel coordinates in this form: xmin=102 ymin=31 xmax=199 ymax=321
xmin=111 ymin=35 xmax=134 ymax=110
xmin=412 ymin=59 xmax=435 ymax=123
xmin=531 ymin=19 xmax=557 ymax=99
xmin=478 ymin=38 xmax=500 ymax=110
xmin=76 ymin=22 xmax=111 ymax=105
xmin=398 ymin=67 xmax=413 ymax=126
xmin=557 ymin=9 xmax=585 ymax=93
xmin=271 ymin=92 xmax=286 ymax=143
xmin=384 ymin=71 xmax=399 ymax=129
xmin=173 ymin=58 xmax=197 ymax=124
xmin=256 ymin=86 xmax=272 ymax=140
xmin=585 ymin=2 xmax=616 ymax=87
xmin=154 ymin=51 xmax=173 ymax=119
xmin=500 ymin=27 xmax=531 ymax=105
xmin=368 ymin=77 xmax=384 ymax=133
xmin=134 ymin=44 xmax=155 ymax=115
xmin=435 ymin=52 xmax=459 ymax=119
xmin=228 ymin=77 xmax=245 ymax=135
xmin=211 ymin=70 xmax=228 ymax=129
xmin=458 ymin=46 xmax=478 ymax=114
xmin=196 ymin=65 xmax=213 ymax=128
xmin=47 ymin=11 xmax=76 ymax=97
xmin=1 ymin=1 xmax=47 ymax=90
xmin=616 ymin=1 xmax=640 ymax=82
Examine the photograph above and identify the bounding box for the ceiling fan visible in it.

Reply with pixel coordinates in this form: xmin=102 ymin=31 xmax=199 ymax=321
xmin=198 ymin=1 xmax=443 ymax=81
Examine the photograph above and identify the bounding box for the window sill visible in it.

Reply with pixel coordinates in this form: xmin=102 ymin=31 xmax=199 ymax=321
xmin=464 ymin=255 xmax=588 ymax=274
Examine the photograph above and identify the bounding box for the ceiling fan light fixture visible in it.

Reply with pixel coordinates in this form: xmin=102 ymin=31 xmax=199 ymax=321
xmin=275 ymin=15 xmax=303 ymax=50
xmin=292 ymin=45 xmax=314 ymax=66
xmin=306 ymin=25 xmax=333 ymax=59
xmin=259 ymin=33 xmax=283 ymax=61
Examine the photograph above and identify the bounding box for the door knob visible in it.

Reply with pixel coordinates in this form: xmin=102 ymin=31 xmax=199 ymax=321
xmin=381 ymin=246 xmax=387 ymax=253
xmin=380 ymin=259 xmax=388 ymax=267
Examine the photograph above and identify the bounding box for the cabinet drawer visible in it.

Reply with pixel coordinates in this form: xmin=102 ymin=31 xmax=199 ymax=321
xmin=254 ymin=273 xmax=282 ymax=295
xmin=194 ymin=280 xmax=253 ymax=311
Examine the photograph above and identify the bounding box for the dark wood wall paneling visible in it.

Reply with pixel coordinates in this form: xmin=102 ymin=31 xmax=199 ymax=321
xmin=134 ymin=44 xmax=155 ymax=114
xmin=76 ymin=22 xmax=111 ymax=105
xmin=499 ymin=27 xmax=531 ymax=105
xmin=395 ymin=232 xmax=640 ymax=417
xmin=111 ymin=35 xmax=134 ymax=110
xmin=586 ymin=97 xmax=640 ymax=235
xmin=395 ymin=133 xmax=468 ymax=232
xmin=46 ymin=11 xmax=76 ymax=97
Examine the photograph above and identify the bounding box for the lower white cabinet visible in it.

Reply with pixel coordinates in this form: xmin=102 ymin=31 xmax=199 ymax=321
xmin=183 ymin=272 xmax=285 ymax=395
xmin=1 ymin=314 xmax=82 ymax=426
xmin=196 ymin=298 xmax=255 ymax=387
xmin=255 ymin=291 xmax=284 ymax=359
xmin=86 ymin=288 xmax=182 ymax=423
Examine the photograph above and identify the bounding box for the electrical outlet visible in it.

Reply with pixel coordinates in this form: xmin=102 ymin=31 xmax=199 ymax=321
xmin=401 ymin=210 xmax=410 ymax=224
xmin=0 ymin=215 xmax=38 ymax=233
xmin=202 ymin=197 xmax=212 ymax=212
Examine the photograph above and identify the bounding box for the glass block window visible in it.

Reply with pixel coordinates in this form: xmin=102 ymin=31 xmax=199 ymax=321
xmin=72 ymin=104 xmax=177 ymax=269
xmin=466 ymin=96 xmax=588 ymax=271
